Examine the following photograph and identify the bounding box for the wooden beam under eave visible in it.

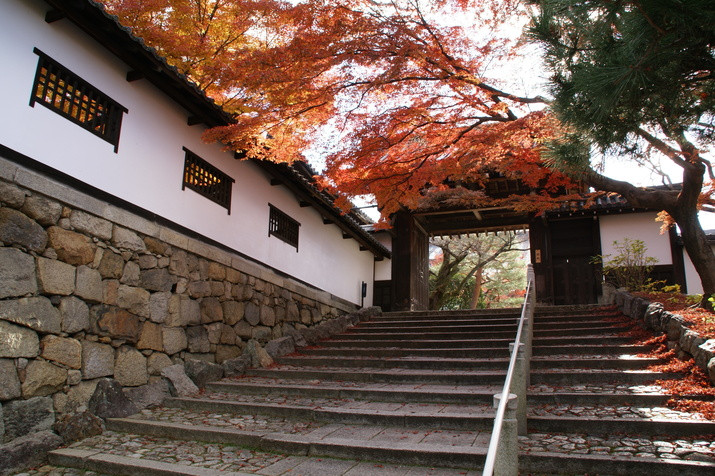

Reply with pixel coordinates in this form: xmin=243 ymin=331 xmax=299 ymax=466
xmin=323 ymin=218 xmax=334 ymax=225
xmin=187 ymin=116 xmax=203 ymax=126
xmin=45 ymin=10 xmax=65 ymax=23
xmin=299 ymin=201 xmax=311 ymax=208
xmin=342 ymin=233 xmax=351 ymax=239
xmin=270 ymin=179 xmax=283 ymax=186
xmin=360 ymin=246 xmax=367 ymax=251
xmin=126 ymin=70 xmax=144 ymax=82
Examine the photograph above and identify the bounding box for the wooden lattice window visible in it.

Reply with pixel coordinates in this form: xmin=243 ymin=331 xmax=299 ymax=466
xmin=30 ymin=48 xmax=127 ymax=152
xmin=182 ymin=148 xmax=234 ymax=213
xmin=268 ymin=204 xmax=300 ymax=250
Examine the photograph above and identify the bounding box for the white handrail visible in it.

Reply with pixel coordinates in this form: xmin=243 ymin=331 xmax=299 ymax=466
xmin=482 ymin=265 xmax=535 ymax=475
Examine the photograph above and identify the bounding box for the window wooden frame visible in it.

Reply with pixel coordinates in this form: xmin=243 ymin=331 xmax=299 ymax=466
xmin=182 ymin=147 xmax=234 ymax=213
xmin=30 ymin=48 xmax=127 ymax=152
xmin=268 ymin=204 xmax=300 ymax=251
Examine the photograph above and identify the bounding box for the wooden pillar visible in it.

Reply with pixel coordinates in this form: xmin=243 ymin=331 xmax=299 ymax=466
xmin=391 ymin=210 xmax=429 ymax=311
xmin=529 ymin=217 xmax=551 ymax=304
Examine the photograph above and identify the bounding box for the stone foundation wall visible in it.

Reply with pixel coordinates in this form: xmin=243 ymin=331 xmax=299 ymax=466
xmin=0 ymin=157 xmax=365 ymax=462
xmin=602 ymin=284 xmax=715 ymax=385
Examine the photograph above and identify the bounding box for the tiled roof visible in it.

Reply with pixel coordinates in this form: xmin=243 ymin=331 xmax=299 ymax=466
xmin=41 ymin=0 xmax=389 ymax=259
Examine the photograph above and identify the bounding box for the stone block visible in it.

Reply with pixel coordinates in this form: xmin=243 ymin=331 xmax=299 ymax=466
xmin=223 ymin=356 xmax=248 ymax=377
xmin=0 ymin=430 xmax=62 ymax=474
xmin=149 ymin=292 xmax=171 ymax=324
xmin=123 ymin=379 xmax=170 ymax=409
xmin=215 ymin=344 xmax=241 ymax=363
xmin=36 ymin=257 xmax=76 ymax=295
xmin=708 ymin=357 xmax=715 ymax=385
xmin=184 ymin=359 xmax=224 ymax=388
xmin=162 ymin=327 xmax=187 ymax=355
xmin=260 ymin=304 xmax=276 ymax=327
xmin=161 ymin=364 xmax=199 ymax=397
xmin=117 ymin=285 xmax=150 ymax=317
xmin=41 ymin=335 xmax=82 ymax=369
xmin=140 ymin=268 xmax=174 ymax=292
xmin=53 ymin=411 xmax=104 ymax=444
xmin=103 ymin=279 xmax=119 ymax=306
xmin=2 ymin=396 xmax=55 ymax=442
xmin=0 ymin=320 xmax=39 ymax=358
xmin=138 ymin=321 xmax=164 ymax=351
xmin=97 ymin=250 xmax=125 ymax=279
xmin=233 ymin=320 xmax=253 ymax=339
xmin=75 ymin=265 xmax=103 ymax=302
xmin=22 ymin=194 xmax=62 ymax=226
xmin=200 ymin=297 xmax=223 ymax=323
xmin=0 ymin=180 xmax=27 ymax=207
xmin=120 ymin=260 xmax=141 ymax=286
xmin=112 ymin=225 xmax=146 ymax=252
xmin=666 ymin=315 xmax=685 ymax=341
xmin=59 ymin=296 xmax=90 ymax=333
xmin=243 ymin=340 xmax=273 ymax=368
xmin=167 ymin=295 xmax=200 ymax=327
xmin=147 ymin=352 xmax=173 ymax=376
xmin=169 ymin=250 xmax=190 ymax=277
xmin=264 ymin=336 xmax=295 ymax=359
xmin=93 ymin=306 xmax=141 ymax=342
xmin=53 ymin=379 xmax=98 ymax=414
xmin=283 ymin=325 xmax=307 ymax=347
xmin=114 ymin=346 xmax=148 ymax=387
xmin=222 ymin=301 xmax=244 ymax=326
xmin=138 ymin=254 xmax=158 ymax=269
xmin=245 ymin=302 xmax=260 ymax=326
xmin=87 ymin=378 xmax=138 ymax=419
xmin=188 ymin=280 xmax=212 ymax=298
xmin=0 ymin=207 xmax=47 ymax=252
xmin=47 ymin=226 xmax=95 ymax=265
xmin=22 ymin=360 xmax=67 ymax=398
xmin=206 ymin=322 xmax=222 ymax=345
xmin=252 ymin=325 xmax=271 ymax=343
xmin=81 ymin=341 xmax=115 ymax=379
xmin=644 ymin=302 xmax=664 ymax=330
xmin=143 ymin=236 xmax=169 ymax=255
xmin=0 ymin=296 xmax=61 ymax=334
xmin=0 ymin=248 xmax=37 ymax=299
xmin=0 ymin=359 xmax=22 ymax=401
xmin=186 ymin=326 xmax=210 ymax=353
xmin=694 ymin=339 xmax=715 ymax=371
xmin=219 ymin=323 xmax=237 ymax=345
xmin=70 ymin=210 xmax=113 ymax=240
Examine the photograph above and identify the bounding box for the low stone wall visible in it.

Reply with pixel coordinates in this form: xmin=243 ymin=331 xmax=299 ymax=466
xmin=602 ymin=284 xmax=715 ymax=385
xmin=0 ymin=157 xmax=376 ymax=474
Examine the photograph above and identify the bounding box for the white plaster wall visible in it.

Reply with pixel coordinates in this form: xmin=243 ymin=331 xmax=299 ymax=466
xmin=682 ymin=243 xmax=715 ymax=295
xmin=372 ymin=231 xmax=393 ymax=281
xmin=0 ymin=0 xmax=375 ymax=305
xmin=599 ymin=213 xmax=673 ymax=266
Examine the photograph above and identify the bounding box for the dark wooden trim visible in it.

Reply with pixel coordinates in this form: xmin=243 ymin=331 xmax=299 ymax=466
xmin=44 ymin=10 xmax=65 ymax=23
xmin=126 ymin=70 xmax=143 ymax=82
xmin=187 ymin=116 xmax=202 ymax=126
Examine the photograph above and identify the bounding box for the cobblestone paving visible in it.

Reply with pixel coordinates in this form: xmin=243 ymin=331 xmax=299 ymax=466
xmin=13 ymin=432 xmax=481 ymax=476
xmin=529 ymin=403 xmax=710 ymax=421
xmin=198 ymin=391 xmax=494 ymax=415
xmin=519 ymin=433 xmax=715 ymax=463
xmin=130 ymin=407 xmax=322 ymax=434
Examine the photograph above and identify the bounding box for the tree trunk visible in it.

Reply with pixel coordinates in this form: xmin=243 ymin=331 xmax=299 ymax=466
xmin=469 ymin=267 xmax=483 ymax=309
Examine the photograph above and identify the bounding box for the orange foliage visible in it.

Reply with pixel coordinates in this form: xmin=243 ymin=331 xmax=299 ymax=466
xmin=101 ymin=0 xmax=576 ymax=222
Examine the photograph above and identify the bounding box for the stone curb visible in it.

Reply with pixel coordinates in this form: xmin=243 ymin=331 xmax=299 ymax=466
xmin=246 ymin=367 xmax=508 ymax=384
xmin=49 ymin=448 xmax=254 ymax=476
xmin=530 ymin=370 xmax=682 ymax=385
xmin=521 ymin=450 xmax=715 ymax=476
xmin=165 ymin=397 xmax=495 ymax=430
xmin=527 ymin=392 xmax=672 ymax=406
xmin=276 ymin=355 xmax=512 ymax=370
xmin=606 ymin=285 xmax=715 ymax=385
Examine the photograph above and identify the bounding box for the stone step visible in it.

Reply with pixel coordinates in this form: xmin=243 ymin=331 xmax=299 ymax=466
xmin=358 ymin=317 xmax=627 ymax=330
xmin=532 ymin=344 xmax=652 ymax=356
xmin=207 ymin=379 xmax=500 ymax=404
xmin=530 ymin=356 xmax=663 ymax=370
xmin=245 ymin=366 xmax=508 ymax=385
xmin=276 ymin=355 xmax=511 ymax=370
xmin=165 ymin=396 xmax=496 ymax=430
xmin=530 ymin=369 xmax=683 ymax=385
xmin=299 ymin=346 xmax=513 ymax=358
xmin=333 ymin=325 xmax=630 ymax=341
xmin=319 ymin=335 xmax=634 ymax=349
xmin=527 ymin=415 xmax=715 ymax=437
xmin=104 ymin=416 xmax=492 ymax=470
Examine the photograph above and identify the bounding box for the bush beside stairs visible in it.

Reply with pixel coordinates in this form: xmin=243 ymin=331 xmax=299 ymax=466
xmin=46 ymin=306 xmax=715 ymax=475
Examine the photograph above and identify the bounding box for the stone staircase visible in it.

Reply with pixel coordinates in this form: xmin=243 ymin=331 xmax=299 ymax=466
xmin=45 ymin=306 xmax=715 ymax=475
